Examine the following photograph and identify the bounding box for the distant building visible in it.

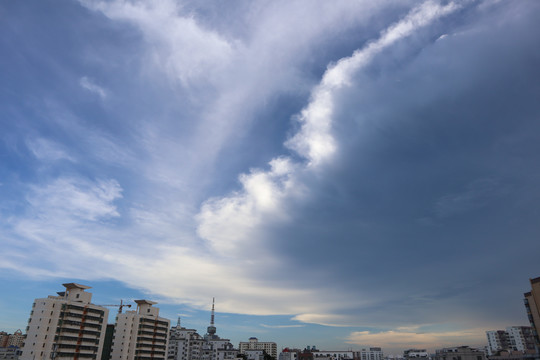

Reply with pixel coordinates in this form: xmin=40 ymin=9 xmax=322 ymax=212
xmin=279 ymin=348 xmax=300 ymax=360
xmin=524 ymin=277 xmax=540 ymax=349
xmin=354 ymin=348 xmax=384 ymax=360
xmin=488 ymin=331 xmax=512 ymax=356
xmin=244 ymin=350 xmax=265 ymax=360
xmin=404 ymin=350 xmax=428 ymax=359
xmin=1 ymin=330 xmax=25 ymax=348
xmin=506 ymin=327 xmax=536 ymax=353
xmin=486 ymin=327 xmax=536 ymax=356
xmin=239 ymin=338 xmax=277 ymax=359
xmin=110 ymin=299 xmax=170 ymax=360
xmin=433 ymin=346 xmax=486 ymax=360
xmin=167 ymin=318 xmax=205 ymax=360
xmin=0 ymin=347 xmax=23 ymax=360
xmin=312 ymin=351 xmax=354 ymax=360
xmin=19 ymin=283 xmax=109 ymax=360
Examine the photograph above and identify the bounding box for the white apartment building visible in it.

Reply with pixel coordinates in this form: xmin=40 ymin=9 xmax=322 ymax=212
xmin=110 ymin=299 xmax=170 ymax=360
xmin=20 ymin=283 xmax=109 ymax=360
xmin=506 ymin=326 xmax=536 ymax=352
xmin=354 ymin=347 xmax=383 ymax=360
xmin=239 ymin=338 xmax=277 ymax=359
xmin=486 ymin=327 xmax=536 ymax=355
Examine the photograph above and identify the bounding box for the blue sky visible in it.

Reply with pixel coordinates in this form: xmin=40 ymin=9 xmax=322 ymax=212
xmin=1 ymin=0 xmax=540 ymax=355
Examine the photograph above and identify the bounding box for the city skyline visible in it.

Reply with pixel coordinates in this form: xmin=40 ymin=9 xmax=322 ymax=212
xmin=1 ymin=0 xmax=540 ymax=355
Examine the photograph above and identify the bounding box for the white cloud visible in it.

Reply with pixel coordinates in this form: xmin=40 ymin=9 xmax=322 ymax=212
xmin=80 ymin=76 xmax=107 ymax=99
xmin=197 ymin=0 xmax=463 ymax=260
xmin=260 ymin=324 xmax=305 ymax=329
xmin=80 ymin=0 xmax=233 ymax=86
xmin=26 ymin=137 xmax=76 ymax=162
xmin=26 ymin=177 xmax=122 ymax=221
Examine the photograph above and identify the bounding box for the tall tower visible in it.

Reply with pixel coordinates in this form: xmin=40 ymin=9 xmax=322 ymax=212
xmin=206 ymin=298 xmax=217 ymax=338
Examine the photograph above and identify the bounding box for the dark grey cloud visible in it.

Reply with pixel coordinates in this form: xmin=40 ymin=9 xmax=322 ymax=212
xmin=261 ymin=0 xmax=540 ymax=327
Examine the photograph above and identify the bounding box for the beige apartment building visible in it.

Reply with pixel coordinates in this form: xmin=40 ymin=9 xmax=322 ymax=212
xmin=524 ymin=276 xmax=540 ymax=349
xmin=110 ymin=299 xmax=170 ymax=360
xmin=239 ymin=338 xmax=277 ymax=359
xmin=20 ymin=283 xmax=109 ymax=360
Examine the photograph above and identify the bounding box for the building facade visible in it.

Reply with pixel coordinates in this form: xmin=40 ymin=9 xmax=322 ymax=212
xmin=506 ymin=327 xmax=536 ymax=353
xmin=168 ymin=300 xmax=237 ymax=360
xmin=354 ymin=348 xmax=383 ymax=360
xmin=167 ymin=318 xmax=204 ymax=360
xmin=110 ymin=299 xmax=170 ymax=360
xmin=433 ymin=346 xmax=485 ymax=360
xmin=404 ymin=350 xmax=428 ymax=359
xmin=1 ymin=330 xmax=25 ymax=348
xmin=278 ymin=349 xmax=299 ymax=360
xmin=487 ymin=327 xmax=536 ymax=356
xmin=488 ymin=331 xmax=512 ymax=356
xmin=238 ymin=338 xmax=277 ymax=359
xmin=20 ymin=283 xmax=109 ymax=360
xmin=524 ymin=277 xmax=540 ymax=349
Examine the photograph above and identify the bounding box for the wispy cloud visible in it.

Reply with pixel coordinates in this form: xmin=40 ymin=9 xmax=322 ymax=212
xmin=260 ymin=323 xmax=305 ymax=329
xmin=25 ymin=177 xmax=122 ymax=221
xmin=26 ymin=137 xmax=76 ymax=162
xmin=80 ymin=76 xmax=107 ymax=99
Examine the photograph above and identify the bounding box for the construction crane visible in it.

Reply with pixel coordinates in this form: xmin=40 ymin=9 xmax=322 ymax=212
xmin=98 ymin=299 xmax=132 ymax=314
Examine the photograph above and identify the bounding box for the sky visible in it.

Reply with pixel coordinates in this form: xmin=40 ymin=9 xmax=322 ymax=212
xmin=1 ymin=0 xmax=540 ymax=355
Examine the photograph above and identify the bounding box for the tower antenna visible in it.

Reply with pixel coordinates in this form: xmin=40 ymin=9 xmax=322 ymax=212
xmin=211 ymin=297 xmax=215 ymax=325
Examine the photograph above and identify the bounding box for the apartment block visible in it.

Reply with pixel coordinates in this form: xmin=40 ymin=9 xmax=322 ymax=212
xmin=20 ymin=283 xmax=109 ymax=360
xmin=110 ymin=300 xmax=170 ymax=360
xmin=167 ymin=318 xmax=204 ymax=360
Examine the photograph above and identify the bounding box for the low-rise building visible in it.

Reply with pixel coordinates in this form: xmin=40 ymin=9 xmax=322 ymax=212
xmin=404 ymin=349 xmax=428 ymax=359
xmin=433 ymin=346 xmax=486 ymax=360
xmin=239 ymin=338 xmax=277 ymax=360
xmin=354 ymin=348 xmax=384 ymax=360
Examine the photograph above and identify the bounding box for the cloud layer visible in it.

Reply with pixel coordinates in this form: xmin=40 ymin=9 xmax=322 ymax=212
xmin=1 ymin=0 xmax=540 ymax=352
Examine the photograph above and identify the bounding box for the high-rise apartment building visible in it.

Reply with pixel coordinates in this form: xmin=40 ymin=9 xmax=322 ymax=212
xmin=506 ymin=326 xmax=536 ymax=352
xmin=487 ymin=330 xmax=511 ymax=356
xmin=238 ymin=338 xmax=277 ymax=359
xmin=524 ymin=277 xmax=540 ymax=348
xmin=20 ymin=283 xmax=109 ymax=360
xmin=486 ymin=326 xmax=536 ymax=355
xmin=110 ymin=300 xmax=170 ymax=360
